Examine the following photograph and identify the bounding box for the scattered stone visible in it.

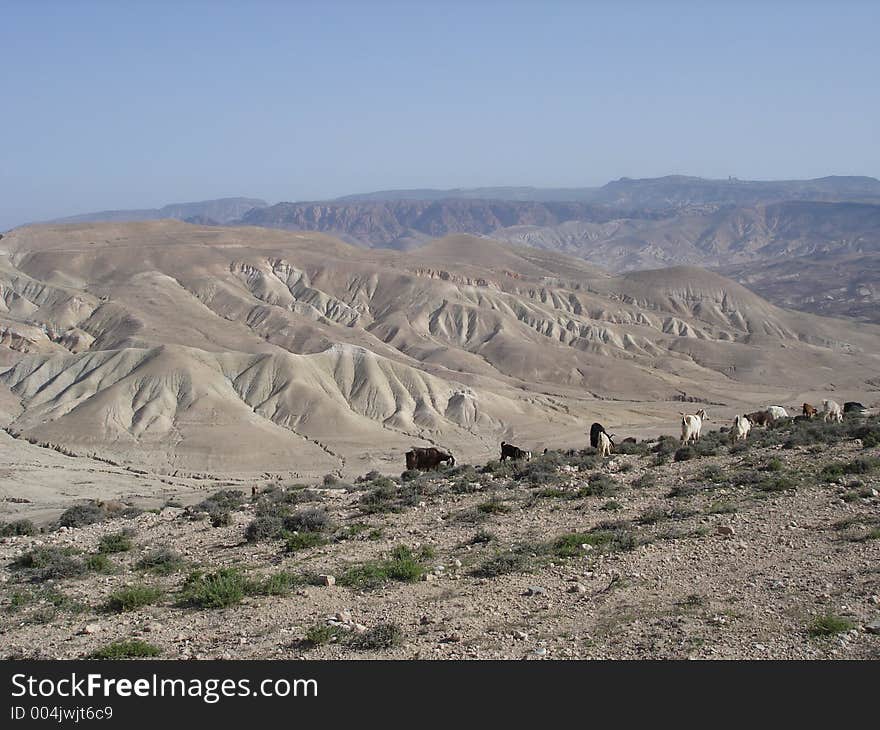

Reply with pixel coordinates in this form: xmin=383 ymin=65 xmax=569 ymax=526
xmin=568 ymin=583 xmax=588 ymax=594
xmin=716 ymin=525 xmax=735 ymax=536
xmin=320 ymin=574 xmax=336 ymax=587
xmin=513 ymin=630 xmax=529 ymax=640
xmin=525 ymin=586 xmax=547 ymax=597
xmin=865 ymin=618 xmax=880 ymax=635
xmin=80 ymin=624 xmax=101 ymax=635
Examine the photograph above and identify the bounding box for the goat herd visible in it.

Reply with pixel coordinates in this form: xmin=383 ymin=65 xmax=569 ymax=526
xmin=401 ymin=399 xmax=868 ymax=472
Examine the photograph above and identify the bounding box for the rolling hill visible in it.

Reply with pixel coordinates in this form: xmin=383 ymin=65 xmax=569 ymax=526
xmin=0 ymin=221 xmax=877 ymax=479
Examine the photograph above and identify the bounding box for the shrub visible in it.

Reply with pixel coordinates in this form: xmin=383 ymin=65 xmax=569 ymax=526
xmin=471 ymin=550 xmax=531 ymax=578
xmin=283 ymin=508 xmax=332 ymax=533
xmin=707 ymin=502 xmax=737 ymax=515
xmin=196 ymin=489 xmax=245 ymax=515
xmin=178 ymin=568 xmax=250 ymax=609
xmin=470 ymin=529 xmax=495 ymax=544
xmin=285 ymin=531 xmax=326 ymax=552
xmin=754 ymin=475 xmax=797 ymax=493
xmin=579 ymin=473 xmax=618 ymax=497
xmin=476 ymin=498 xmax=511 ymax=514
xmin=808 ymin=614 xmax=856 ymax=637
xmin=244 ymin=515 xmax=284 ymax=542
xmin=305 ymin=623 xmax=345 ymax=646
xmin=615 ymin=440 xmax=650 ymax=456
xmin=57 ymin=502 xmax=106 ymax=528
xmin=632 ymin=473 xmax=656 ymax=489
xmin=400 ymin=469 xmax=421 ymax=482
xmin=638 ymin=505 xmax=667 ymax=525
xmin=210 ymin=512 xmax=232 ymax=527
xmin=104 ymin=584 xmax=163 ymax=613
xmin=251 ymin=571 xmax=302 ymax=596
xmin=338 ymin=545 xmax=425 ymax=589
xmin=601 ymin=500 xmax=622 ymax=511
xmin=359 ymin=479 xmax=400 ymax=514
xmin=653 ymin=436 xmax=679 ymax=456
xmin=667 ymin=483 xmax=698 ymax=498
xmin=552 ymin=524 xmax=637 ymax=557
xmin=0 ymin=519 xmax=37 ymax=537
xmin=85 ymin=553 xmax=113 ymax=572
xmin=91 ymin=640 xmax=161 ymax=659
xmin=136 ymin=548 xmax=185 ymax=574
xmin=11 ymin=546 xmax=86 ymax=580
xmin=821 ymin=457 xmax=879 ymax=482
xmin=674 ymin=446 xmax=695 ymax=462
xmin=348 ymin=622 xmax=403 ymax=651
xmin=98 ymin=530 xmax=134 ymax=554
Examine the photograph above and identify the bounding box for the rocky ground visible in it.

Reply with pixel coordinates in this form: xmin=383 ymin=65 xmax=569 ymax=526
xmin=1 ymin=416 xmax=878 ymax=660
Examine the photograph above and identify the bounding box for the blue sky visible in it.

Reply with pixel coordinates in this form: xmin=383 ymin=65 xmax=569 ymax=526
xmin=2 ymin=0 xmax=878 ymax=229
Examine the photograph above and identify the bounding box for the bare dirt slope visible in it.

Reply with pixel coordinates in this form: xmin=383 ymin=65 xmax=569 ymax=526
xmin=1 ymin=416 xmax=878 ymax=660
xmin=0 ymin=221 xmax=878 ymax=516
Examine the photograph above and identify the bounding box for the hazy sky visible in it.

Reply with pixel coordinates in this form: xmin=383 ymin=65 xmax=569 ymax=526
xmin=2 ymin=0 xmax=878 ymax=230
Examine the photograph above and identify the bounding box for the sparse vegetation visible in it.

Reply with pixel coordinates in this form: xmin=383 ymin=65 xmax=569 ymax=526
xmin=11 ymin=546 xmax=87 ymax=580
xmin=338 ymin=545 xmax=425 ymax=589
xmin=136 ymin=548 xmax=185 ymax=574
xmin=91 ymin=640 xmax=161 ymax=659
xmin=0 ymin=519 xmax=37 ymax=537
xmin=285 ymin=531 xmax=326 ymax=552
xmin=348 ymin=622 xmax=404 ymax=651
xmin=104 ymin=584 xmax=163 ymax=613
xmin=808 ymin=614 xmax=856 ymax=637
xmin=98 ymin=530 xmax=134 ymax=554
xmin=283 ymin=508 xmax=332 ymax=533
xmin=178 ymin=568 xmax=250 ymax=609
xmin=57 ymin=502 xmax=106 ymax=528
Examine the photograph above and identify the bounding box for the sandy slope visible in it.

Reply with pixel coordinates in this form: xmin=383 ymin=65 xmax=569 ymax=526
xmin=0 ymin=221 xmax=878 ymax=517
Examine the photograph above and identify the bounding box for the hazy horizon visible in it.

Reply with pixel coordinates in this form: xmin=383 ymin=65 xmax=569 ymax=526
xmin=3 ymin=0 xmax=879 ymax=230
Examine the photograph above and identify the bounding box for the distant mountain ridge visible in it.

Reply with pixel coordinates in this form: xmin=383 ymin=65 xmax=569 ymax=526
xmin=21 ymin=176 xmax=880 ymax=323
xmin=44 ymin=197 xmax=268 ymax=226
xmin=337 ymin=175 xmax=880 ymax=207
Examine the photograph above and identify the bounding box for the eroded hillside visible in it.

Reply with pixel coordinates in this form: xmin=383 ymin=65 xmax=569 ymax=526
xmin=0 ymin=222 xmax=877 ymax=480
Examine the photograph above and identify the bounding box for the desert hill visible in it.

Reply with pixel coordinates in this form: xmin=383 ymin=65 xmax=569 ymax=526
xmin=0 ymin=221 xmax=877 ymax=482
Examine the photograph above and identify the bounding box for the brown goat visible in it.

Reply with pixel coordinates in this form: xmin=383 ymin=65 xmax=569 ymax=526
xmin=802 ymin=403 xmax=817 ymax=418
xmin=746 ymin=410 xmax=772 ymax=427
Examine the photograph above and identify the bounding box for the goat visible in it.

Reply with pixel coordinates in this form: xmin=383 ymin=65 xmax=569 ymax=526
xmin=680 ymin=409 xmax=707 ymax=444
xmin=500 ymin=442 xmax=532 ymax=461
xmin=730 ymin=414 xmax=751 ymax=443
xmin=822 ymin=399 xmax=843 ymax=423
xmin=405 ymin=447 xmax=455 ymax=471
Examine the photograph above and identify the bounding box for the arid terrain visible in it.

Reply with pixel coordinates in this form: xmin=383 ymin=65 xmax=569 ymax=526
xmin=0 ymin=415 xmax=878 ymax=660
xmin=0 ymin=220 xmax=878 ymax=522
xmin=0 ymin=219 xmax=878 ymax=661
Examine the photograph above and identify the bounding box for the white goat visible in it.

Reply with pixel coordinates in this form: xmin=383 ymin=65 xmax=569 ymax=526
xmin=767 ymin=406 xmax=789 ymax=421
xmin=680 ymin=408 xmax=707 ymax=444
xmin=597 ymin=430 xmax=613 ymax=457
xmin=730 ymin=414 xmax=751 ymax=443
xmin=823 ymin=399 xmax=843 ymax=423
